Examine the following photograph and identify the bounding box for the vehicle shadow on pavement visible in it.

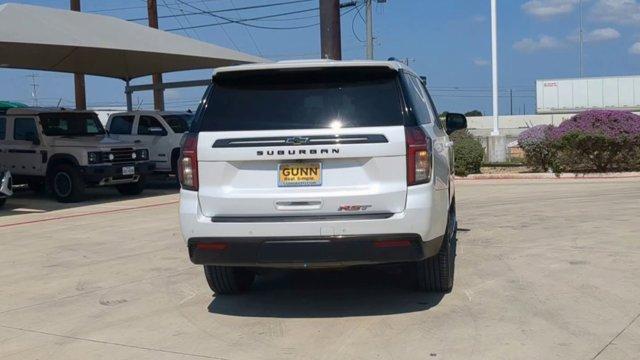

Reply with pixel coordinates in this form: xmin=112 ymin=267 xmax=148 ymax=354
xmin=208 ymin=266 xmax=445 ymax=318
xmin=0 ymin=175 xmax=178 ymax=218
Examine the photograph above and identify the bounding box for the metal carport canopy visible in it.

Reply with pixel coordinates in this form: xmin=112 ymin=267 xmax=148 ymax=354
xmin=0 ymin=3 xmax=266 ymax=80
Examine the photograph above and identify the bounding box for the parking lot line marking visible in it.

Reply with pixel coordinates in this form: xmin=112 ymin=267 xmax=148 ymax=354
xmin=0 ymin=201 xmax=178 ymax=229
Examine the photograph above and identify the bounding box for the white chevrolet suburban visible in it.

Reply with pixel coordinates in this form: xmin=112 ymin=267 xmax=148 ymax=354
xmin=179 ymin=60 xmax=467 ymax=294
xmin=0 ymin=108 xmax=154 ymax=202
xmin=106 ymin=111 xmax=194 ymax=173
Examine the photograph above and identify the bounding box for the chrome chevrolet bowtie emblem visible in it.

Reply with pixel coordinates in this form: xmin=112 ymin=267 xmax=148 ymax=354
xmin=285 ymin=137 xmax=310 ymax=145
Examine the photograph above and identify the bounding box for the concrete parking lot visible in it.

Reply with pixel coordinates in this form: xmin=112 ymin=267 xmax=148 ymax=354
xmin=1 ymin=178 xmax=639 ymax=359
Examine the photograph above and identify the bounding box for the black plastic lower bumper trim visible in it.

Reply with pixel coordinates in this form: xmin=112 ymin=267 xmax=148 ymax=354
xmin=187 ymin=233 xmax=444 ymax=268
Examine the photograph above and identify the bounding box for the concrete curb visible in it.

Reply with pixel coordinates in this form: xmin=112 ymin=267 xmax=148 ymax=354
xmin=455 ymin=172 xmax=640 ymax=180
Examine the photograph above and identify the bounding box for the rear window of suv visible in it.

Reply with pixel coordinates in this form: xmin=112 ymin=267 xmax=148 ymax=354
xmin=198 ymin=67 xmax=404 ymax=131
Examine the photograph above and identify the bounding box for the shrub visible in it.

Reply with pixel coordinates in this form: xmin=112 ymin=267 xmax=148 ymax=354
xmin=450 ymin=130 xmax=484 ymax=176
xmin=518 ymin=124 xmax=554 ymax=171
xmin=550 ymin=110 xmax=640 ymax=172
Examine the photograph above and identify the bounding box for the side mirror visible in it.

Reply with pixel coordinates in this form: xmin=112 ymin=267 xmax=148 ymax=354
xmin=445 ymin=113 xmax=467 ymax=135
xmin=148 ymin=127 xmax=167 ymax=136
xmin=25 ymin=131 xmax=40 ymax=145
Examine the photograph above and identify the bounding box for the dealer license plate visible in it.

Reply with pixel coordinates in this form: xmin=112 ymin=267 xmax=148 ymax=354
xmin=278 ymin=163 xmax=321 ymax=187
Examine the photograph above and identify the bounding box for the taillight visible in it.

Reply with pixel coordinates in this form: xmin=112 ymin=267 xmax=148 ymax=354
xmin=178 ymin=133 xmax=199 ymax=191
xmin=405 ymin=126 xmax=432 ymax=186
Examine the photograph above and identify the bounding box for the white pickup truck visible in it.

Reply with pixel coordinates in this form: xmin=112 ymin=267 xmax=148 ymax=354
xmin=106 ymin=111 xmax=194 ymax=174
xmin=179 ymin=60 xmax=467 ymax=294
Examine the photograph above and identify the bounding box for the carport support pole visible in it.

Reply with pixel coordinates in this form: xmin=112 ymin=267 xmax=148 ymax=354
xmin=70 ymin=0 xmax=87 ymax=110
xmin=147 ymin=0 xmax=165 ymax=111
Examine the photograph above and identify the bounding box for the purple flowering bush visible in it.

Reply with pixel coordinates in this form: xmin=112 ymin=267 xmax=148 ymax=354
xmin=517 ymin=110 xmax=640 ymax=173
xmin=551 ymin=110 xmax=640 ymax=172
xmin=518 ymin=124 xmax=554 ymax=171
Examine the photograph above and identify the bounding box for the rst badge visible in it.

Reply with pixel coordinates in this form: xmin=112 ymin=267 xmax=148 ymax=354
xmin=338 ymin=205 xmax=372 ymax=212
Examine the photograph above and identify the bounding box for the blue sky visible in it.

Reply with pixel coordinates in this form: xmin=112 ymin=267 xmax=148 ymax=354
xmin=2 ymin=0 xmax=640 ymax=115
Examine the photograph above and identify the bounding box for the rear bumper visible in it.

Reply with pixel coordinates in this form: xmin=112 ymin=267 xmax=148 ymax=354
xmin=188 ymin=234 xmax=443 ymax=268
xmin=80 ymin=162 xmax=155 ymax=184
xmin=180 ymin=183 xmax=450 ymax=268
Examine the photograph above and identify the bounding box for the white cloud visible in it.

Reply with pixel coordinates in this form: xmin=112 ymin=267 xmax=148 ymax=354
xmin=472 ymin=15 xmax=486 ymax=23
xmin=473 ymin=58 xmax=490 ymax=66
xmin=522 ymin=0 xmax=579 ymax=19
xmin=586 ymin=27 xmax=621 ymax=41
xmin=513 ymin=35 xmax=564 ymax=52
xmin=568 ymin=27 xmax=622 ymax=42
xmin=629 ymin=42 xmax=640 ymax=53
xmin=591 ymin=0 xmax=640 ymax=25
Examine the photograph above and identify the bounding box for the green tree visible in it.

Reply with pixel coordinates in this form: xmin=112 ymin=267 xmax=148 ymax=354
xmin=464 ymin=110 xmax=483 ymax=117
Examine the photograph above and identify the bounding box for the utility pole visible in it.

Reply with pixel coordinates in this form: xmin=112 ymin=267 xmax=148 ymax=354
xmin=579 ymin=0 xmax=584 ymax=77
xmin=491 ymin=0 xmax=499 ymax=136
xmin=319 ymin=0 xmax=342 ymax=60
xmin=147 ymin=0 xmax=165 ymax=111
xmin=365 ymin=0 xmax=373 ymax=60
xmin=70 ymin=0 xmax=86 ymax=110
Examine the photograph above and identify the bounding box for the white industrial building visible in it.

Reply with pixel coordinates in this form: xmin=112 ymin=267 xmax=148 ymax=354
xmin=467 ymin=74 xmax=640 ymax=161
xmin=536 ymin=75 xmax=640 ymax=114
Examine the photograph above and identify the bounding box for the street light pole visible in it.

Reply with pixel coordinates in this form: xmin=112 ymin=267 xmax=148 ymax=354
xmin=491 ymin=0 xmax=499 ymax=136
xmin=579 ymin=0 xmax=584 ymax=77
xmin=366 ymin=0 xmax=373 ymax=60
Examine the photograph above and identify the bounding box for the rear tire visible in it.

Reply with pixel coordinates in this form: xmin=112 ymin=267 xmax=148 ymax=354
xmin=0 ymin=197 xmax=6 ymax=208
xmin=116 ymin=176 xmax=146 ymax=196
xmin=203 ymin=265 xmax=255 ymax=295
xmin=49 ymin=164 xmax=86 ymax=203
xmin=416 ymin=202 xmax=457 ymax=293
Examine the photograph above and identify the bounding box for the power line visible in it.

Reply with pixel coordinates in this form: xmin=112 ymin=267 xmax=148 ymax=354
xmin=165 ymin=3 xmax=319 ymax=31
xmin=165 ymin=2 xmax=359 ymax=31
xmin=126 ymin=0 xmax=314 ymax=21
xmin=159 ymin=0 xmax=198 ymax=39
xmin=87 ymin=0 xmax=245 ymax=13
xmin=229 ymin=0 xmax=264 ymax=57
xmin=174 ymin=0 xmax=204 ymax=39
xmin=195 ymin=0 xmax=241 ymax=51
xmin=351 ymin=2 xmax=365 ymax=43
